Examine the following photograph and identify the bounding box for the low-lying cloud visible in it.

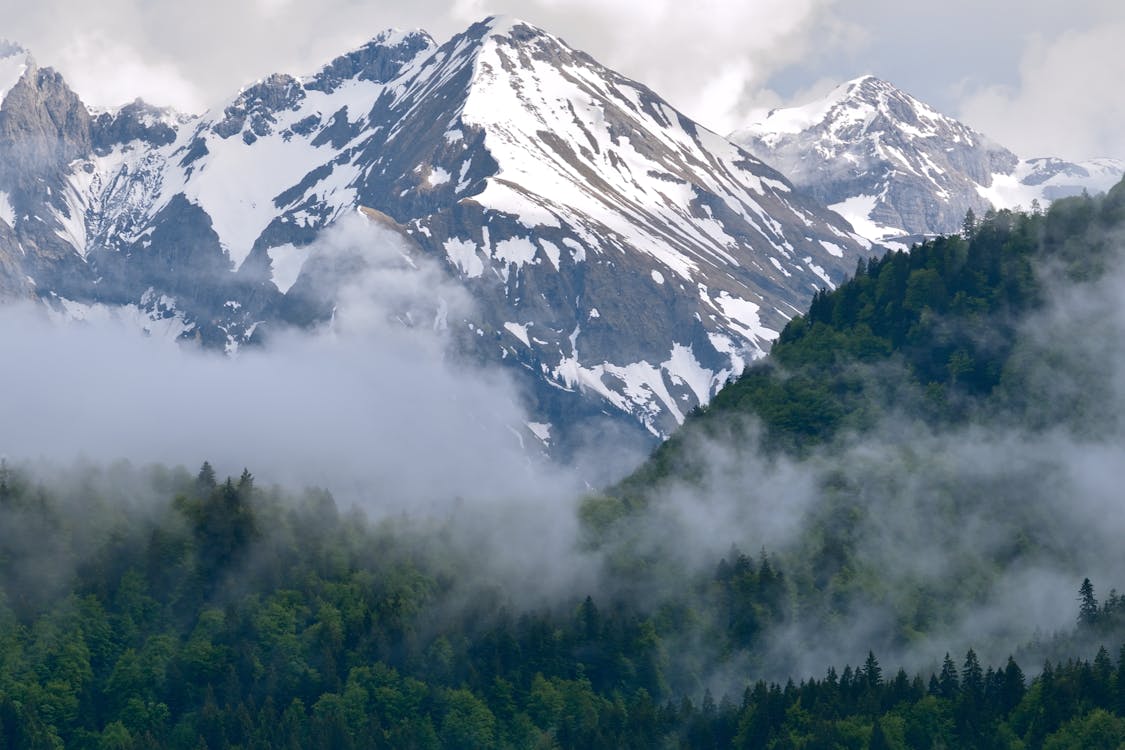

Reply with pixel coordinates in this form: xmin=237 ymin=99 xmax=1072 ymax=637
xmin=6 ymin=200 xmax=1125 ymax=693
xmin=0 ymin=215 xmax=590 ymax=511
xmin=606 ymin=224 xmax=1125 ymax=683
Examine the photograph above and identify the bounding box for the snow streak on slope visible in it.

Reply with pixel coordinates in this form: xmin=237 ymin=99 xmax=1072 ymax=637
xmin=458 ymin=18 xmax=799 ymax=280
xmin=373 ymin=17 xmax=874 ymax=436
xmin=978 ymin=157 xmax=1125 ymax=211
xmin=0 ymin=192 xmax=14 ymax=228
xmin=68 ymin=31 xmax=438 ymax=270
xmin=9 ymin=19 xmax=873 ymax=444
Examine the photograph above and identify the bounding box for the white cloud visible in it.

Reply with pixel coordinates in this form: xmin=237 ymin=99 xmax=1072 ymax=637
xmin=958 ymin=23 xmax=1125 ymax=161
xmin=473 ymin=0 xmax=837 ymax=134
xmin=0 ymin=217 xmax=571 ymax=511
xmin=0 ymin=0 xmax=831 ymax=133
xmin=0 ymin=0 xmax=1121 ymax=161
xmin=54 ymin=32 xmax=205 ymax=112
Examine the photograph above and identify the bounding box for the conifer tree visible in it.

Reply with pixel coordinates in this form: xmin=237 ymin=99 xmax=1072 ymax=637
xmin=196 ymin=461 xmax=217 ymax=493
xmin=939 ymin=653 xmax=959 ymax=699
xmin=863 ymin=651 xmax=883 ymax=689
xmin=0 ymin=458 xmax=10 ymax=506
xmin=962 ymin=649 xmax=983 ymax=701
xmin=962 ymin=208 xmax=977 ymax=238
xmin=1115 ymin=645 xmax=1125 ymax=715
xmin=1079 ymin=578 xmax=1100 ymax=627
xmin=1002 ymin=656 xmax=1025 ymax=713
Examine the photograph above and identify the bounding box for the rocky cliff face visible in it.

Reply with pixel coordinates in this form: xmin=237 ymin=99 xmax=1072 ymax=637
xmin=0 ymin=19 xmax=875 ymax=449
xmin=0 ymin=44 xmax=87 ymax=289
xmin=731 ymin=76 xmax=1124 ymax=244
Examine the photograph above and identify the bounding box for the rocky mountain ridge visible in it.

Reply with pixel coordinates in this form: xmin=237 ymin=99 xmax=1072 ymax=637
xmin=0 ymin=20 xmax=874 ymax=448
xmin=731 ymin=75 xmax=1124 ymax=244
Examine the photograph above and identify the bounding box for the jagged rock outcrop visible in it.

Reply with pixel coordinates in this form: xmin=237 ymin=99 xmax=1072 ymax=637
xmin=731 ymin=75 xmax=1124 ymax=243
xmin=0 ymin=20 xmax=875 ymax=449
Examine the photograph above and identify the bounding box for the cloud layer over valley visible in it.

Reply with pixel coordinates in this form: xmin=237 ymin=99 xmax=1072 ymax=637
xmin=0 ymin=216 xmax=629 ymax=512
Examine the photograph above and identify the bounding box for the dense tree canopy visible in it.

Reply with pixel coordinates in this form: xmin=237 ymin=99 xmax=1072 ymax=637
xmin=626 ymin=179 xmax=1125 ymax=487
xmin=3 ymin=461 xmax=1125 ymax=748
xmin=4 ymin=179 xmax=1125 ymax=748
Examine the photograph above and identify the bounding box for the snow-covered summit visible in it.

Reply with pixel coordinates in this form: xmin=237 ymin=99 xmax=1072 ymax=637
xmin=0 ymin=17 xmax=874 ymax=447
xmin=747 ymin=76 xmax=986 ymax=150
xmin=731 ymin=76 xmax=1017 ymax=242
xmin=304 ymin=28 xmax=436 ymax=94
xmin=731 ymin=77 xmax=1123 ymax=243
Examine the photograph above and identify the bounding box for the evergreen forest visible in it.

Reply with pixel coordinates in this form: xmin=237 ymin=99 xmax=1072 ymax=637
xmin=4 ymin=180 xmax=1125 ymax=748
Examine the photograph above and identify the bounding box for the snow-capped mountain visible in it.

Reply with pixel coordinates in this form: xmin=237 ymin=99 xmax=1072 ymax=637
xmin=731 ymin=75 xmax=1124 ymax=244
xmin=0 ymin=19 xmax=873 ymax=448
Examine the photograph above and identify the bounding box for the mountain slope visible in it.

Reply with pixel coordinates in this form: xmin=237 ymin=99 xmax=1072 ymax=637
xmin=619 ymin=177 xmax=1125 ymax=495
xmin=588 ymin=181 xmax=1125 ymax=692
xmin=731 ymin=76 xmax=1124 ymax=243
xmin=0 ymin=19 xmax=874 ymax=445
xmin=354 ymin=17 xmax=874 ymax=437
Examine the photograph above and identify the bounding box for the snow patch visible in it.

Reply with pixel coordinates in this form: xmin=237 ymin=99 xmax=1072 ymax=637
xmin=828 ymin=194 xmax=904 ymax=243
xmin=539 ymin=239 xmax=562 ymax=270
xmin=662 ymin=343 xmax=714 ymax=406
xmin=503 ymin=321 xmax=530 ymax=346
xmin=444 ymin=238 xmax=484 ymax=278
xmin=49 ymin=297 xmax=194 ymax=340
xmin=651 ymin=269 xmax=665 ymax=285
xmin=267 ymin=243 xmax=314 ymax=294
xmin=818 ymin=240 xmax=845 ymax=258
xmin=562 ymin=238 xmax=586 ymax=263
xmin=769 ymin=257 xmax=791 ymax=277
xmin=0 ymin=191 xmax=14 ymax=227
xmin=493 ymin=236 xmax=538 ymax=267
xmin=712 ymin=290 xmax=777 ymax=343
xmin=804 ymin=257 xmax=833 ymax=287
xmin=426 ymin=166 xmax=451 ymax=187
xmin=978 ymin=159 xmax=1124 ymax=212
xmin=171 ymin=76 xmax=381 ymax=269
xmin=707 ymin=331 xmax=755 ymax=372
xmin=527 ymin=421 xmax=551 ymax=443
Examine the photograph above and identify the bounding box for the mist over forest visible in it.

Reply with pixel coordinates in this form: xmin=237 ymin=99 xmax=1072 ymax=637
xmin=5 ymin=185 xmax=1125 ymax=746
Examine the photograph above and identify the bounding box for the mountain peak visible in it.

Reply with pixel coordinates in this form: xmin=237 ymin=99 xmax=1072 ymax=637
xmin=843 ymin=74 xmax=890 ymax=91
xmin=307 ymin=28 xmax=435 ymax=93
xmin=478 ymin=14 xmax=540 ymax=36
xmin=0 ymin=16 xmax=872 ymax=446
xmin=840 ymin=75 xmax=921 ymax=105
xmin=729 ymin=76 xmax=1016 ymax=241
xmin=746 ymin=74 xmax=970 ymax=148
xmin=367 ymin=28 xmax=433 ymax=48
xmin=465 ymin=15 xmax=571 ymax=53
xmin=729 ymin=75 xmax=1118 ymax=243
xmin=831 ymin=74 xmax=886 ymax=99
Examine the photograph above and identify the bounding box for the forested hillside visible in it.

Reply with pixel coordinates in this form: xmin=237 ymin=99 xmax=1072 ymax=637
xmin=631 ymin=179 xmax=1125 ymax=484
xmin=3 ymin=461 xmax=1125 ymax=749
xmin=3 ymin=179 xmax=1125 ymax=749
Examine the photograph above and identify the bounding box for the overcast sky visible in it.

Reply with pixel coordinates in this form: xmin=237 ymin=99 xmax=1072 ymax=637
xmin=1 ymin=0 xmax=1122 ymax=161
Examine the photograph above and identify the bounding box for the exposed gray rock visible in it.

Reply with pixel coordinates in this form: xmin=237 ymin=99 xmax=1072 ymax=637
xmin=92 ymin=100 xmax=178 ymax=152
xmin=213 ymin=74 xmax=305 ymax=139
xmin=731 ymin=76 xmax=1124 ymax=243
xmin=0 ymin=18 xmax=876 ymax=452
